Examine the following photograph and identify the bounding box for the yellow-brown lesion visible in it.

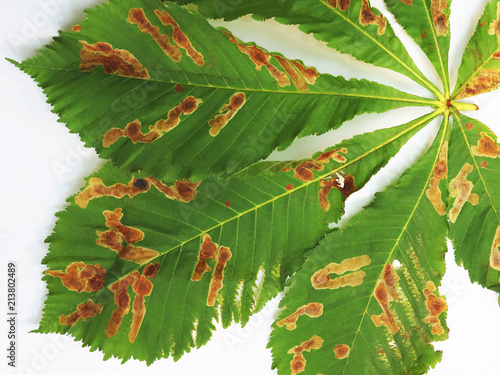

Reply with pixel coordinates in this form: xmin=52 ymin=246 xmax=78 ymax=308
xmin=75 ymin=176 xmax=200 ymax=208
xmin=276 ymin=303 xmax=323 ymax=330
xmin=422 ymin=281 xmax=447 ymax=335
xmin=59 ymin=299 xmax=103 ymax=328
xmin=46 ymin=262 xmax=106 ymax=293
xmin=488 ymin=2 xmax=500 ymax=43
xmin=222 ymin=30 xmax=319 ymax=90
xmin=287 ymin=335 xmax=323 ymax=375
xmin=191 ymin=234 xmax=219 ymax=281
xmin=471 ymin=132 xmax=500 ymax=158
xmin=318 ymin=174 xmax=356 ymax=211
xmin=311 ymin=255 xmax=371 ymax=290
xmin=359 ymin=0 xmax=387 ymax=35
xmin=208 ymin=92 xmax=246 ymax=136
xmin=206 ymin=246 xmax=232 ymax=306
xmin=127 ymin=8 xmax=204 ymax=66
xmin=489 ymin=226 xmax=500 ymax=271
xmin=448 ymin=163 xmax=479 ymax=223
xmin=105 ymin=262 xmax=159 ymax=342
xmin=79 ymin=40 xmax=150 ymax=79
xmin=103 ymin=96 xmax=202 ymax=147
xmin=426 ymin=141 xmax=448 ymax=215
xmin=455 ymin=69 xmax=500 ymax=99
xmin=430 ymin=0 xmax=449 ymax=36
xmin=294 ymin=148 xmax=348 ymax=182
xmin=96 ymin=208 xmax=159 ymax=264
xmin=371 ymin=265 xmax=400 ymax=334
xmin=327 ymin=0 xmax=351 ymax=11
xmin=333 ymin=344 xmax=350 ymax=360
xmin=154 ymin=9 xmax=205 ymax=66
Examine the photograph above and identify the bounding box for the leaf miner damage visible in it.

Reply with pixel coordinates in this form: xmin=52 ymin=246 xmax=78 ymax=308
xmin=311 ymin=255 xmax=371 ymax=290
xmin=426 ymin=141 xmax=448 ymax=215
xmin=423 ymin=281 xmax=447 ymax=335
xmin=287 ymin=335 xmax=323 ymax=375
xmin=449 ymin=163 xmax=479 ymax=223
xmin=276 ymin=303 xmax=324 ymax=330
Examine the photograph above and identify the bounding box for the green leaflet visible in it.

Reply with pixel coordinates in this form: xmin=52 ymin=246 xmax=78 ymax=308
xmin=453 ymin=0 xmax=500 ymax=99
xmin=38 ymin=116 xmax=430 ymax=363
xmin=385 ymin=0 xmax=452 ymax=97
xmin=10 ymin=0 xmax=431 ymax=183
xmin=448 ymin=113 xmax=500 ymax=291
xmin=269 ymin=118 xmax=450 ymax=375
xmin=170 ymin=0 xmax=444 ymax=98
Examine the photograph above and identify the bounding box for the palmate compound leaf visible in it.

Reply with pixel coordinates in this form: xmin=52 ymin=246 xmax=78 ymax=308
xmin=447 ymin=112 xmax=500 ymax=292
xmin=38 ymin=115 xmax=435 ymax=363
xmin=453 ymin=0 xmax=500 ymax=100
xmin=172 ymin=0 xmax=446 ymax=100
xmin=9 ymin=0 xmax=435 ymax=183
xmin=269 ymin=115 xmax=450 ymax=375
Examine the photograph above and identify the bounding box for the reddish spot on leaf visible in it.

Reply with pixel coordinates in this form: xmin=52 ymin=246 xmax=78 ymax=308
xmin=225 ymin=200 xmax=231 ymax=207
xmin=480 ymin=21 xmax=487 ymax=27
xmin=175 ymin=84 xmax=184 ymax=92
xmin=465 ymin=122 xmax=473 ymax=130
xmin=282 ymin=167 xmax=291 ymax=172
xmin=72 ymin=25 xmax=82 ymax=32
xmin=481 ymin=161 xmax=488 ymax=168
xmin=286 ymin=184 xmax=293 ymax=191
xmin=327 ymin=0 xmax=351 ymax=11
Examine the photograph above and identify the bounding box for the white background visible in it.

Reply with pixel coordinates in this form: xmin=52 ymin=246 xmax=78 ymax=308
xmin=1 ymin=0 xmax=500 ymax=374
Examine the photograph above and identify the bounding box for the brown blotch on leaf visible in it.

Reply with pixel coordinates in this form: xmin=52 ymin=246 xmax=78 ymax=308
xmin=143 ymin=261 xmax=161 ymax=279
xmin=175 ymin=84 xmax=184 ymax=92
xmin=105 ymin=274 xmax=136 ymax=338
xmin=208 ymin=92 xmax=246 ymax=136
xmin=223 ymin=30 xmax=290 ymax=87
xmin=481 ymin=161 xmax=489 ymax=168
xmin=46 ymin=262 xmax=106 ymax=293
xmin=103 ymin=208 xmax=144 ymax=243
xmin=286 ymin=184 xmax=294 ymax=191
xmin=59 ymin=299 xmax=103 ymax=328
xmin=449 ymin=163 xmax=479 ymax=223
xmin=75 ymin=176 xmax=151 ymax=208
xmin=282 ymin=167 xmax=291 ymax=172
xmin=465 ymin=122 xmax=473 ymax=130
xmin=96 ymin=209 xmax=158 ymax=265
xmin=430 ymin=0 xmax=449 ymax=36
xmin=275 ymin=55 xmax=308 ymax=91
xmin=426 ymin=141 xmax=448 ymax=215
xmin=287 ymin=335 xmax=323 ymax=375
xmin=311 ymin=255 xmax=371 ymax=290
xmin=129 ymin=273 xmax=154 ymax=343
xmin=79 ymin=40 xmax=150 ymax=79
xmin=192 ymin=234 xmax=218 ymax=281
xmin=359 ymin=0 xmax=387 ymax=35
xmin=371 ymin=265 xmax=400 ymax=334
xmin=489 ymin=226 xmax=500 ymax=271
xmin=327 ymin=0 xmax=351 ymax=11
xmin=276 ymin=303 xmax=323 ymax=330
xmin=290 ymin=60 xmax=319 ymax=85
xmin=148 ymin=177 xmax=200 ymax=203
xmin=294 ymin=148 xmax=347 ymax=182
xmin=318 ymin=174 xmax=356 ymax=211
xmin=455 ymin=69 xmax=500 ymax=99
xmin=471 ymin=132 xmax=500 ymax=158
xmin=334 ymin=344 xmax=350 ymax=360
xmin=103 ymin=96 xmax=202 ymax=147
xmin=155 ymin=9 xmax=205 ymax=66
xmin=72 ymin=25 xmax=82 ymax=32
xmin=400 ymin=0 xmax=413 ymax=4
xmin=128 ymin=8 xmax=181 ymax=62
xmin=207 ymin=246 xmax=232 ymax=306
xmin=488 ymin=3 xmax=500 ymax=43
xmin=423 ymin=281 xmax=447 ymax=335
